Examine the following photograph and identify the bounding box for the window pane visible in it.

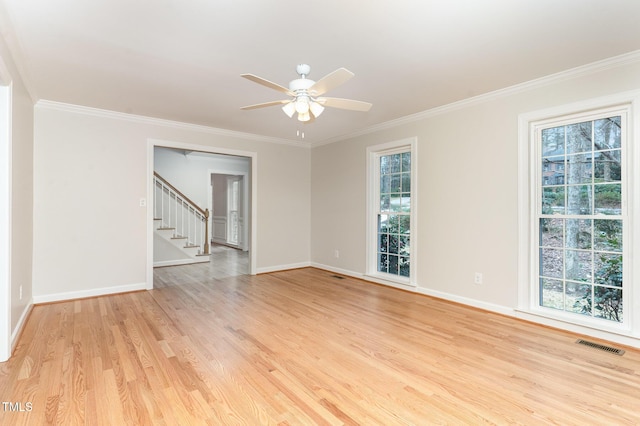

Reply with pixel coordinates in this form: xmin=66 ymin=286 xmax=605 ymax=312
xmin=595 ymin=253 xmax=623 ymax=287
xmin=540 ymin=218 xmax=563 ymax=248
xmin=542 ymin=187 xmax=565 ymax=214
xmin=388 ymin=255 xmax=399 ymax=274
xmin=380 ymin=194 xmax=390 ymax=212
xmin=390 ymin=194 xmax=401 ymax=212
xmin=594 ymin=287 xmax=623 ymax=321
xmin=566 ymin=121 xmax=592 ymax=154
xmin=566 ymin=282 xmax=592 ymax=315
xmin=566 ymin=185 xmax=592 ymax=215
xmin=566 ymin=153 xmax=591 ymax=185
xmin=399 ymin=257 xmax=410 ymax=277
xmin=379 ymin=214 xmax=389 ymax=232
xmin=399 ymin=215 xmax=410 ymax=234
xmin=387 ymin=215 xmax=399 ymax=233
xmin=594 ymin=184 xmax=621 ymax=214
xmin=542 ymin=126 xmax=565 ymax=156
xmin=380 ymin=156 xmax=390 ymax=174
xmin=390 ymin=154 xmax=401 ymax=173
xmin=542 ymin=156 xmax=565 ymax=186
xmin=380 ymin=175 xmax=390 ymax=193
xmin=399 ymin=235 xmax=410 ymax=256
xmin=541 ymin=248 xmax=563 ymax=278
xmin=390 ymin=174 xmax=401 ymax=192
xmin=541 ymin=278 xmax=564 ymax=310
xmin=565 ymin=250 xmax=592 ymax=282
xmin=594 ymin=117 xmax=621 ymax=150
xmin=388 ymin=234 xmax=399 ymax=254
xmin=565 ymin=219 xmax=591 ymax=250
xmin=594 ymin=150 xmax=621 ymax=182
xmin=401 ymin=152 xmax=411 ymax=172
xmin=379 ymin=253 xmax=388 ymax=273
xmin=594 ymin=219 xmax=622 ymax=252
xmin=379 ymin=233 xmax=388 ymax=253
xmin=401 ymin=173 xmax=411 ymax=193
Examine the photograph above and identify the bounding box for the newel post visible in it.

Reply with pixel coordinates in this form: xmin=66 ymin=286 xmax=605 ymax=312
xmin=204 ymin=208 xmax=210 ymax=255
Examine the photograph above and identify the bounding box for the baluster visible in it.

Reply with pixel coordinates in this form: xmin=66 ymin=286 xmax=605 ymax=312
xmin=161 ymin=182 xmax=165 ymax=227
xmin=204 ymin=209 xmax=210 ymax=255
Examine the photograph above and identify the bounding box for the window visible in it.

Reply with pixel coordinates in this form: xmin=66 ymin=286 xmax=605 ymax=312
xmin=519 ymin=98 xmax=637 ymax=333
xmin=227 ymin=177 xmax=240 ymax=246
xmin=367 ymin=138 xmax=417 ymax=286
xmin=539 ymin=114 xmax=624 ymax=322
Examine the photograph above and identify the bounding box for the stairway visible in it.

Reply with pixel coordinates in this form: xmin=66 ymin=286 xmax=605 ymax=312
xmin=153 ymin=219 xmax=210 ymax=267
xmin=153 ymin=172 xmax=210 ymax=267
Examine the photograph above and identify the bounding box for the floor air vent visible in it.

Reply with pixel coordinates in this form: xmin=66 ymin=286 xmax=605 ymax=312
xmin=331 ymin=275 xmax=345 ymax=280
xmin=576 ymin=339 xmax=625 ymax=356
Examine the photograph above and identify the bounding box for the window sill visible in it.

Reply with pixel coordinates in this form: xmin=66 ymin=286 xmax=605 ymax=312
xmin=364 ymin=273 xmax=414 ymax=289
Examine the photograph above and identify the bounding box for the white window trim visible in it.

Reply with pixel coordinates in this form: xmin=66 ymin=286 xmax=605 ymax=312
xmin=518 ymin=91 xmax=640 ymax=338
xmin=366 ymin=137 xmax=418 ymax=287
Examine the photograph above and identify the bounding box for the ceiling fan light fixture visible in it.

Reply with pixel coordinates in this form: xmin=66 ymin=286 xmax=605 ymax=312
xmin=282 ymin=102 xmax=296 ymax=118
xmin=309 ymin=101 xmax=324 ymax=118
xmin=295 ymin=96 xmax=310 ymax=114
xmin=297 ymin=111 xmax=311 ymax=122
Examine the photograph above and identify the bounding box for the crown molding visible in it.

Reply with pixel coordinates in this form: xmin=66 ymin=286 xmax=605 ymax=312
xmin=312 ymin=49 xmax=640 ymax=148
xmin=0 ymin=2 xmax=38 ymax=102
xmin=34 ymin=100 xmax=311 ymax=148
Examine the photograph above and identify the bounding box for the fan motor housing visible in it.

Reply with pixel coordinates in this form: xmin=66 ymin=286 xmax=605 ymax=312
xmin=289 ymin=78 xmax=315 ymax=92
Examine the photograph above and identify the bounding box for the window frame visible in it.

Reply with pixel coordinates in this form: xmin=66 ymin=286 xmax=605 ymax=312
xmin=518 ymin=93 xmax=640 ymax=336
xmin=366 ymin=137 xmax=418 ymax=287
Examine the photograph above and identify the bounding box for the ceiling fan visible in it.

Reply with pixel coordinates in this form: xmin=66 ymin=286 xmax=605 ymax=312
xmin=240 ymin=64 xmax=372 ymax=122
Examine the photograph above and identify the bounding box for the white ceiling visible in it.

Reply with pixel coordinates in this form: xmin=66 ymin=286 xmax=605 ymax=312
xmin=2 ymin=0 xmax=640 ymax=144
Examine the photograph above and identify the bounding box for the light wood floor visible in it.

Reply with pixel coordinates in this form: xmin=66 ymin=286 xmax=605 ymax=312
xmin=1 ymin=267 xmax=639 ymax=425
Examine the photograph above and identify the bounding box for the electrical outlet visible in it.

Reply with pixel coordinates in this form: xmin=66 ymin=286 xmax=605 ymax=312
xmin=474 ymin=272 xmax=483 ymax=285
xmin=334 ymin=250 xmax=340 ymax=259
xmin=139 ymin=198 xmax=146 ymax=207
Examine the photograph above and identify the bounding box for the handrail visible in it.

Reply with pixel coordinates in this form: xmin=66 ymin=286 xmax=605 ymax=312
xmin=154 ymin=172 xmax=210 ymax=255
xmin=154 ymin=172 xmax=207 ymax=216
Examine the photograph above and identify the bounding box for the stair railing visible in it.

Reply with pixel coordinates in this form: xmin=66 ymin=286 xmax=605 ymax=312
xmin=154 ymin=172 xmax=210 ymax=255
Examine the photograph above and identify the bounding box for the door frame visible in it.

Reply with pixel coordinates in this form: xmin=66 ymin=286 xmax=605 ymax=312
xmin=146 ymin=138 xmax=258 ymax=290
xmin=0 ymin=61 xmax=12 ymax=361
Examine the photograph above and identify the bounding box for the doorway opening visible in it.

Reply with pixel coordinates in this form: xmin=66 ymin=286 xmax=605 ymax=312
xmin=146 ymin=140 xmax=257 ymax=290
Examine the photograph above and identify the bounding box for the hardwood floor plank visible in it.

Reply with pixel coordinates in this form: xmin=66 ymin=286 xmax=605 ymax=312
xmin=2 ymin=267 xmax=640 ymax=424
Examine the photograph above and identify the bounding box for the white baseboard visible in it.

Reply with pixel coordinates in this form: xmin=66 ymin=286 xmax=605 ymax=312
xmin=312 ymin=262 xmax=512 ymax=315
xmin=415 ymin=287 xmax=515 ymax=317
xmin=153 ymin=258 xmax=207 ymax=268
xmin=33 ymin=282 xmax=148 ymax=304
xmin=310 ymin=262 xmax=365 ymax=280
xmin=10 ymin=300 xmax=33 ymax=354
xmin=256 ymin=261 xmax=311 ymax=274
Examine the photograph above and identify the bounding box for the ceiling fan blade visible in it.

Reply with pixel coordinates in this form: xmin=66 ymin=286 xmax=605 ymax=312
xmin=309 ymin=68 xmax=354 ymax=96
xmin=240 ymin=100 xmax=290 ymax=110
xmin=317 ymin=97 xmax=372 ymax=112
xmin=241 ymin=74 xmax=292 ymax=95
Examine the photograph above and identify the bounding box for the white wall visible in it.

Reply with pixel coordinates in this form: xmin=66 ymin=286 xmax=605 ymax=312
xmin=33 ymin=104 xmax=311 ymax=301
xmin=311 ymin=55 xmax=640 ymax=347
xmin=0 ymin=31 xmax=34 ymax=361
xmin=153 ymin=146 xmax=250 ymax=209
